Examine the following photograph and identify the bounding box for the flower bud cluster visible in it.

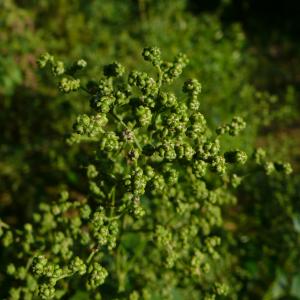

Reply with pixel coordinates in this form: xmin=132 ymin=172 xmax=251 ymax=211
xmin=253 ymin=147 xmax=292 ymax=175
xmin=216 ymin=116 xmax=246 ymax=136
xmin=38 ymin=52 xmax=85 ymax=93
xmin=1 ymin=47 xmax=293 ymax=300
xmin=142 ymin=47 xmax=161 ymax=66
xmin=86 ymin=262 xmax=108 ymax=290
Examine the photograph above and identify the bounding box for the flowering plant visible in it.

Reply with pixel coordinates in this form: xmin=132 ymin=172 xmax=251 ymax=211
xmin=0 ymin=47 xmax=292 ymax=300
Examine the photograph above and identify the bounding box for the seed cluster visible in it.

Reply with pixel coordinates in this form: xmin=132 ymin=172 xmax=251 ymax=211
xmin=0 ymin=47 xmax=292 ymax=300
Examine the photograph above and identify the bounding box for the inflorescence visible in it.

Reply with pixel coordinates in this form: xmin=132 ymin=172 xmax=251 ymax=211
xmin=1 ymin=47 xmax=292 ymax=300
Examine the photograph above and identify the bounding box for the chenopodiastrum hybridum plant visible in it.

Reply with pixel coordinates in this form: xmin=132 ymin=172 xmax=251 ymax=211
xmin=0 ymin=47 xmax=292 ymax=300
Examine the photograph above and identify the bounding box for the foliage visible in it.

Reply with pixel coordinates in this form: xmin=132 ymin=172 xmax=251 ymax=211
xmin=1 ymin=0 xmax=294 ymax=222
xmin=0 ymin=47 xmax=292 ymax=299
xmin=0 ymin=1 xmax=299 ymax=299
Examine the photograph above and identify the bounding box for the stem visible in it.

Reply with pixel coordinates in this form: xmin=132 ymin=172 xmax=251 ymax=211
xmin=25 ymin=257 xmax=34 ymax=272
xmin=87 ymin=247 xmax=99 ymax=265
xmin=105 ymin=210 xmax=126 ymax=221
xmin=110 ymin=111 xmax=142 ymax=151
xmin=110 ymin=186 xmax=116 ymax=217
xmin=111 ymin=111 xmax=127 ymax=128
xmin=156 ymin=65 xmax=163 ymax=89
xmin=116 ymin=244 xmax=127 ymax=292
xmin=56 ymin=271 xmax=76 ymax=281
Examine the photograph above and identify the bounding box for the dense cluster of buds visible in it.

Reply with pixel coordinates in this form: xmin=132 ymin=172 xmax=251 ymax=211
xmin=0 ymin=47 xmax=292 ymax=299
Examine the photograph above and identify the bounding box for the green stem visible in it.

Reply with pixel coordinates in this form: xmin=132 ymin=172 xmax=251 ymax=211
xmin=105 ymin=210 xmax=126 ymax=221
xmin=25 ymin=257 xmax=34 ymax=272
xmin=56 ymin=271 xmax=76 ymax=281
xmin=110 ymin=186 xmax=116 ymax=217
xmin=156 ymin=65 xmax=163 ymax=89
xmin=87 ymin=247 xmax=99 ymax=265
xmin=110 ymin=111 xmax=142 ymax=151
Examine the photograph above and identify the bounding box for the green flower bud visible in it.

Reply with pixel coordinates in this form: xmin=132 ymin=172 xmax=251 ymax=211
xmin=142 ymin=47 xmax=161 ymax=66
xmin=100 ymin=132 xmax=119 ymax=152
xmin=128 ymin=71 xmax=158 ymax=96
xmin=193 ymin=160 xmax=207 ymax=178
xmin=136 ymin=106 xmax=152 ymax=127
xmin=229 ymin=116 xmax=246 ymax=136
xmin=77 ymin=59 xmax=87 ymax=68
xmin=73 ymin=114 xmax=90 ymax=135
xmin=216 ymin=116 xmax=246 ymax=136
xmin=87 ymin=164 xmax=98 ymax=179
xmin=51 ymin=60 xmax=65 ymax=76
xmin=184 ymin=143 xmax=195 ymax=160
xmin=224 ymin=150 xmax=247 ymax=164
xmin=58 ymin=77 xmax=80 ymax=93
xmin=211 ymin=156 xmax=226 ymax=174
xmin=37 ymin=53 xmax=54 ymax=68
xmin=80 ymin=204 xmax=92 ymax=220
xmin=39 ymin=283 xmax=55 ymax=299
xmin=274 ymin=161 xmax=293 ymax=175
xmin=7 ymin=263 xmax=16 ymax=275
xmin=214 ymin=282 xmax=229 ymax=296
xmin=264 ymin=161 xmax=275 ymax=175
xmin=70 ymin=256 xmax=86 ymax=275
xmin=122 ymin=129 xmax=134 ymax=143
xmin=159 ymin=92 xmax=178 ymax=108
xmin=9 ymin=288 xmax=21 ymax=300
xmin=86 ymin=263 xmax=108 ymax=290
xmin=3 ymin=230 xmax=13 ymax=247
xmin=90 ymin=95 xmax=115 ymax=113
xmin=253 ymin=148 xmax=266 ymax=165
xmin=130 ymin=198 xmax=146 ymax=218
xmin=103 ymin=62 xmax=125 ymax=77
xmin=231 ymin=174 xmax=242 ymax=188
xmin=32 ymin=255 xmax=48 ymax=276
xmin=183 ymin=79 xmax=202 ymax=95
xmin=91 ymin=210 xmax=105 ymax=229
xmin=60 ymin=190 xmax=69 ymax=202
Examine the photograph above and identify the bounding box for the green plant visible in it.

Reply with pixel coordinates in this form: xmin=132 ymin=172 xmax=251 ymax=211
xmin=2 ymin=0 xmax=296 ymax=232
xmin=1 ymin=1 xmax=299 ymax=298
xmin=2 ymin=0 xmax=254 ymax=228
xmin=0 ymin=47 xmax=292 ymax=300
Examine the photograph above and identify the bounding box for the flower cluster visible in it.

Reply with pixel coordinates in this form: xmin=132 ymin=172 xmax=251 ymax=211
xmin=216 ymin=116 xmax=246 ymax=136
xmin=0 ymin=47 xmax=293 ymax=299
xmin=253 ymin=147 xmax=292 ymax=175
xmin=38 ymin=52 xmax=87 ymax=93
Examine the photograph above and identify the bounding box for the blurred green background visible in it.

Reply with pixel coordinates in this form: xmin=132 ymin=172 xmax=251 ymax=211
xmin=0 ymin=0 xmax=300 ymax=299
